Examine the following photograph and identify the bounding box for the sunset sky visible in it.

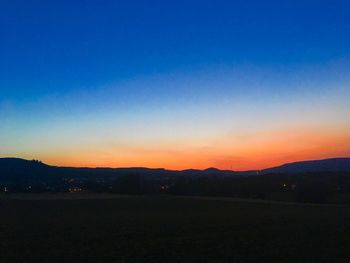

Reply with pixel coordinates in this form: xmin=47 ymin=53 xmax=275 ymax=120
xmin=1 ymin=0 xmax=350 ymax=170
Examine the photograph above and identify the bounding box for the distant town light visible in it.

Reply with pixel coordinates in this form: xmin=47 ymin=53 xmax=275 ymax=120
xmin=69 ymin=187 xmax=82 ymax=193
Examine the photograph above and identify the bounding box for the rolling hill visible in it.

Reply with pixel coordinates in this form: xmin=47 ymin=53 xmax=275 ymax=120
xmin=262 ymin=158 xmax=350 ymax=174
xmin=0 ymin=157 xmax=350 ymax=184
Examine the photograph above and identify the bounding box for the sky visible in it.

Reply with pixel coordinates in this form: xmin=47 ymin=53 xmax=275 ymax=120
xmin=1 ymin=0 xmax=350 ymax=170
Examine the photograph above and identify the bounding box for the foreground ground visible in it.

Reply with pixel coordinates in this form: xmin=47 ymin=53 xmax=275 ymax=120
xmin=1 ymin=194 xmax=350 ymax=262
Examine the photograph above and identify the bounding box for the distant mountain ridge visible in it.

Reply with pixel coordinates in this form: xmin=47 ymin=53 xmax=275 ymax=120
xmin=262 ymin=158 xmax=350 ymax=174
xmin=1 ymin=157 xmax=350 ymax=184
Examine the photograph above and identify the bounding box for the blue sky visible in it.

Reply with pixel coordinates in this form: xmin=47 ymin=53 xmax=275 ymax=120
xmin=1 ymin=0 xmax=350 ymax=169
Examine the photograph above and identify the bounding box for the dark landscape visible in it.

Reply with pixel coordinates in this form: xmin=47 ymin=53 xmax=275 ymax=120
xmin=1 ymin=194 xmax=350 ymax=263
xmin=1 ymin=157 xmax=350 ymax=262
xmin=1 ymin=157 xmax=350 ymax=204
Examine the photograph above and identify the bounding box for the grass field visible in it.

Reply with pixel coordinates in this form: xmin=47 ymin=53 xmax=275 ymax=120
xmin=1 ymin=194 xmax=350 ymax=262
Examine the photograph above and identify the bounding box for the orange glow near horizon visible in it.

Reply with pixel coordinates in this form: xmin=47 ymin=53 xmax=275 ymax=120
xmin=33 ymin=125 xmax=350 ymax=171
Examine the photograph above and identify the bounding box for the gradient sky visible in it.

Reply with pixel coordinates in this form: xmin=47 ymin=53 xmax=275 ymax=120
xmin=1 ymin=0 xmax=350 ymax=170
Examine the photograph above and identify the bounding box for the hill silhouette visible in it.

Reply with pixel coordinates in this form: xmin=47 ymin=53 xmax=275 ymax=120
xmin=2 ymin=157 xmax=350 ymax=204
xmin=0 ymin=158 xmax=52 ymax=182
xmin=262 ymin=158 xmax=350 ymax=174
xmin=1 ymin=157 xmax=350 ymax=183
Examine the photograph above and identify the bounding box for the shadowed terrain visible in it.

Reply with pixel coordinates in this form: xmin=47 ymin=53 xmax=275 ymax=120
xmin=2 ymin=157 xmax=350 ymax=205
xmin=1 ymin=194 xmax=350 ymax=262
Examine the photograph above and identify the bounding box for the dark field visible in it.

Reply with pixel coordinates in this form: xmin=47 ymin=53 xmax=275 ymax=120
xmin=1 ymin=194 xmax=350 ymax=262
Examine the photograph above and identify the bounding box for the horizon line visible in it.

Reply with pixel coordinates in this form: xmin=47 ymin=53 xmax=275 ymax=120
xmin=1 ymin=156 xmax=350 ymax=172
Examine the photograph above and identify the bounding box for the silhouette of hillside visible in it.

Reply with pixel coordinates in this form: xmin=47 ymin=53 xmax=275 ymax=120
xmin=0 ymin=158 xmax=244 ymax=183
xmin=0 ymin=158 xmax=52 ymax=182
xmin=1 ymin=157 xmax=350 ymax=204
xmin=1 ymin=157 xmax=350 ymax=184
xmin=262 ymin=158 xmax=350 ymax=174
